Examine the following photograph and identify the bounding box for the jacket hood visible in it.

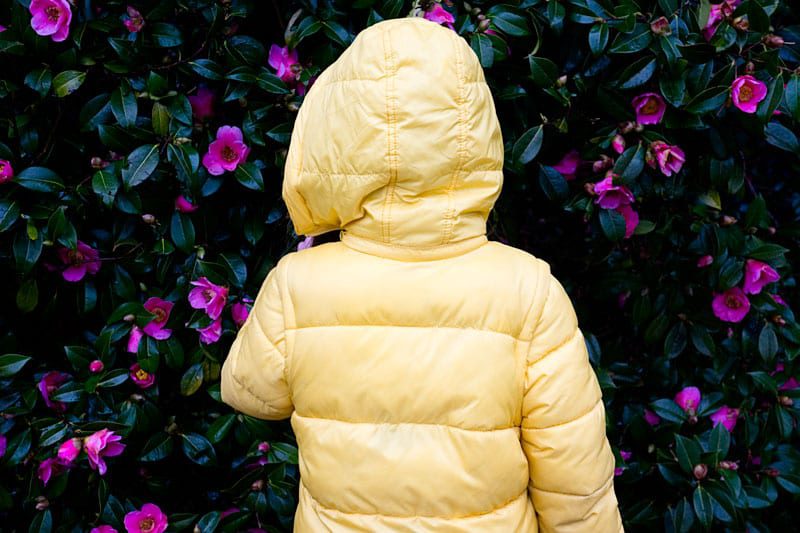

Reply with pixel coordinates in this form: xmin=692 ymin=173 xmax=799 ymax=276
xmin=282 ymin=16 xmax=504 ymax=252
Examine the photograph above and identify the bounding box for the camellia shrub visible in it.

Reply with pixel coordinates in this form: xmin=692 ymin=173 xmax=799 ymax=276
xmin=0 ymin=0 xmax=798 ymax=531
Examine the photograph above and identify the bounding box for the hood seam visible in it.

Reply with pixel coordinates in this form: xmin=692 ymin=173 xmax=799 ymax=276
xmin=380 ymin=28 xmax=399 ymax=244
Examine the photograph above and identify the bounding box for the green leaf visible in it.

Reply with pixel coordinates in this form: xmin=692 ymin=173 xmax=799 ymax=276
xmin=650 ymin=398 xmax=685 ymax=424
xmin=486 ymin=5 xmax=530 ymax=36
xmin=599 ymin=208 xmax=626 ymax=241
xmin=219 ymin=253 xmax=248 ymax=289
xmin=0 ymin=199 xmax=21 ymax=232
xmin=613 ymin=144 xmax=645 ymax=182
xmin=121 ymin=144 xmax=160 ymax=188
xmin=92 ymin=168 xmax=120 ymax=208
xmin=0 ymin=354 xmax=32 ymax=377
xmin=151 ymin=102 xmax=169 ymax=136
xmin=13 ymin=229 xmax=42 ymax=274
xmin=528 ymin=56 xmax=558 ymax=87
xmin=785 ymin=74 xmax=800 ymax=122
xmin=757 ymin=74 xmax=784 ymax=123
xmin=111 ymin=85 xmax=137 ymax=128
xmin=29 ymin=509 xmax=52 ymax=533
xmin=170 ymin=212 xmax=196 ymax=253
xmin=675 ymin=434 xmax=701 ymax=473
xmin=180 ymin=363 xmax=204 ymax=396
xmin=97 ymin=368 xmax=129 ymax=388
xmin=664 ymin=322 xmax=688 ymax=359
xmin=764 ymin=121 xmax=800 ymax=153
xmin=513 ymin=125 xmax=544 ymax=165
xmin=684 ymin=86 xmax=728 ymax=114
xmin=181 ymin=432 xmax=217 ymax=466
xmin=538 ymin=165 xmax=569 ymax=203
xmin=708 ymin=422 xmax=730 ymax=464
xmin=187 ymin=59 xmax=225 ymax=80
xmin=609 ymin=24 xmax=652 ymax=54
xmin=693 ymin=486 xmax=713 ymax=528
xmin=206 ymin=414 xmax=236 ymax=444
xmin=758 ymin=324 xmax=779 ymax=361
xmin=52 ymin=70 xmax=86 ymax=97
xmin=588 ymin=23 xmax=609 ymax=55
xmin=16 ymin=278 xmax=38 ymax=313
xmin=471 ymin=34 xmax=494 ymax=69
xmin=24 ymin=68 xmax=52 ymax=97
xmin=618 ymin=56 xmax=657 ymax=89
xmin=139 ymin=432 xmax=174 ymax=462
xmin=16 ymin=167 xmax=64 ymax=193
xmin=256 ymin=68 xmax=290 ymax=94
xmin=150 ymin=22 xmax=183 ymax=47
xmin=234 ymin=162 xmax=264 ymax=191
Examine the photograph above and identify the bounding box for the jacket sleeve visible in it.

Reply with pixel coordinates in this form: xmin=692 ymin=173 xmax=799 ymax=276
xmin=220 ymin=263 xmax=293 ymax=420
xmin=521 ymin=268 xmax=623 ymax=533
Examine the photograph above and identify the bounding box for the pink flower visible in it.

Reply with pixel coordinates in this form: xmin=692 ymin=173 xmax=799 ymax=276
xmin=202 ymin=126 xmax=250 ymax=176
xmin=297 ymin=235 xmax=314 ymax=251
xmin=129 ymin=363 xmax=155 ymax=389
xmin=258 ymin=441 xmax=271 ymax=453
xmin=220 ymin=507 xmax=239 ymax=519
xmin=731 ymin=75 xmax=768 ymax=114
xmin=650 ymin=141 xmax=685 ymax=177
xmin=697 ymin=255 xmax=714 ymax=268
xmin=0 ymin=434 xmax=6 ymax=458
xmin=122 ymin=5 xmax=144 ymax=33
xmin=614 ymin=466 xmax=625 ymax=476
xmin=424 ymin=4 xmax=455 ymax=30
xmin=29 ymin=0 xmax=72 ymax=42
xmin=743 ymin=259 xmax=780 ymax=295
xmin=710 ymin=405 xmax=740 ymax=432
xmin=553 ymin=149 xmax=581 ymax=181
xmin=712 ymin=286 xmax=751 ymax=323
xmin=268 ymin=44 xmax=300 ymax=84
xmin=644 ymin=408 xmax=661 ymax=426
xmin=175 ymin=195 xmax=199 ymax=213
xmin=770 ymin=363 xmax=799 ymax=391
xmin=57 ymin=240 xmax=101 ymax=282
xmin=615 ymin=204 xmax=639 ymax=239
xmin=0 ymin=159 xmax=13 ymax=184
xmin=188 ymin=87 xmax=215 ymax=122
xmin=189 ymin=277 xmax=229 ymax=320
xmin=57 ymin=438 xmax=82 ymax=464
xmin=90 ymin=526 xmax=118 ymax=533
xmin=84 ymin=429 xmax=125 ymax=476
xmin=674 ymin=386 xmax=701 ymax=414
xmin=38 ymin=457 xmax=66 ymax=486
xmin=127 ymin=325 xmax=144 ymax=354
xmin=703 ymin=3 xmax=725 ymax=40
xmin=620 ymin=450 xmax=633 ymax=461
xmin=612 ymin=134 xmax=626 ymax=155
xmin=142 ymin=297 xmax=173 ymax=340
xmin=771 ymin=293 xmax=787 ymax=306
xmin=38 ymin=370 xmax=70 ymax=412
xmin=198 ymin=318 xmax=222 ymax=344
xmin=231 ymin=299 xmax=252 ymax=328
xmin=89 ymin=359 xmax=104 ymax=373
xmin=593 ymin=173 xmax=635 ymax=209
xmin=124 ymin=503 xmax=168 ymax=533
xmin=632 ymin=92 xmax=666 ymax=125
xmin=0 ymin=24 xmax=6 ymax=33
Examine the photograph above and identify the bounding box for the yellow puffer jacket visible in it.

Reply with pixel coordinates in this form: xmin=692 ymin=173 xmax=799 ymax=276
xmin=221 ymin=16 xmax=623 ymax=533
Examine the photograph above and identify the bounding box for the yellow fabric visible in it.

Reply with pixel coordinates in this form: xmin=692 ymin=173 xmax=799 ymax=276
xmin=221 ymin=16 xmax=623 ymax=533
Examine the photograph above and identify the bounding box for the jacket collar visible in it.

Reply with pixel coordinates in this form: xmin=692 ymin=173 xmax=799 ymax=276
xmin=339 ymin=230 xmax=488 ymax=261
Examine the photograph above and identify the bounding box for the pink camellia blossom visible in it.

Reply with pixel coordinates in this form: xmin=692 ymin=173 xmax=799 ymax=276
xmin=124 ymin=503 xmax=168 ymax=533
xmin=129 ymin=363 xmax=155 ymax=389
xmin=731 ymin=75 xmax=768 ymax=114
xmin=644 ymin=408 xmax=661 ymax=426
xmin=674 ymin=386 xmax=701 ymax=414
xmin=198 ymin=318 xmax=223 ymax=344
xmin=710 ymin=405 xmax=740 ymax=432
xmin=703 ymin=3 xmax=725 ymax=40
xmin=553 ymin=149 xmax=581 ymax=181
xmin=84 ymin=429 xmax=125 ymax=476
xmin=297 ymin=235 xmax=315 ymax=251
xmin=424 ymin=4 xmax=455 ymax=30
xmin=615 ymin=204 xmax=639 ymax=239
xmin=712 ymin=287 xmax=751 ymax=323
xmin=650 ymin=141 xmax=685 ymax=177
xmin=29 ymin=0 xmax=72 ymax=42
xmin=593 ymin=172 xmax=635 ymax=209
xmin=220 ymin=507 xmax=240 ymax=519
xmin=268 ymin=44 xmax=300 ymax=84
xmin=631 ymin=92 xmax=666 ymax=125
xmin=771 ymin=293 xmax=787 ymax=307
xmin=231 ymin=298 xmax=252 ymax=328
xmin=89 ymin=359 xmax=104 ymax=373
xmin=90 ymin=526 xmax=118 ymax=533
xmin=122 ymin=5 xmax=144 ymax=33
xmin=620 ymin=450 xmax=633 ymax=461
xmin=57 ymin=438 xmax=82 ymax=464
xmin=614 ymin=466 xmax=625 ymax=476
xmin=202 ymin=126 xmax=250 ymax=176
xmin=0 ymin=434 xmax=6 ymax=458
xmin=175 ymin=195 xmax=199 ymax=213
xmin=612 ymin=134 xmax=626 ymax=155
xmin=697 ymin=255 xmax=714 ymax=268
xmin=258 ymin=441 xmax=271 ymax=453
xmin=0 ymin=24 xmax=6 ymax=33
xmin=142 ymin=297 xmax=173 ymax=340
xmin=127 ymin=325 xmax=144 ymax=354
xmin=188 ymin=87 xmax=215 ymax=122
xmin=189 ymin=277 xmax=229 ymax=320
xmin=0 ymin=159 xmax=13 ymax=184
xmin=38 ymin=457 xmax=67 ymax=486
xmin=770 ymin=363 xmax=800 ymax=391
xmin=57 ymin=240 xmax=101 ymax=282
xmin=38 ymin=370 xmax=70 ymax=412
xmin=743 ymin=259 xmax=780 ymax=295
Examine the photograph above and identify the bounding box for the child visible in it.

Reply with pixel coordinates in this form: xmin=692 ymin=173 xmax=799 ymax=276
xmin=221 ymin=16 xmax=623 ymax=532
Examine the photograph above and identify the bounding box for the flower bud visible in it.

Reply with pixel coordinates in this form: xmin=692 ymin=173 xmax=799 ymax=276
xmin=719 ymin=460 xmax=739 ymax=470
xmin=258 ymin=441 xmax=271 ymax=453
xmin=142 ymin=214 xmax=156 ymax=224
xmin=779 ymin=395 xmax=793 ymax=407
xmin=89 ymin=360 xmax=104 ymax=373
xmin=763 ymin=34 xmax=785 ymax=48
xmin=693 ymin=463 xmax=708 ymax=480
xmin=90 ymin=157 xmax=108 ymax=169
xmin=650 ymin=16 xmax=671 ymax=36
xmin=287 ymin=101 xmax=300 ymax=112
xmin=766 ymin=467 xmax=780 ymax=477
xmin=123 ymin=314 xmax=135 ymax=322
xmin=35 ymin=496 xmax=49 ymax=511
xmin=556 ymin=75 xmax=568 ymax=87
xmin=773 ymin=315 xmax=787 ymax=327
xmin=592 ymin=155 xmax=613 ymax=173
xmin=251 ymin=479 xmax=264 ymax=491
xmin=732 ymin=16 xmax=749 ymax=31
xmin=476 ymin=13 xmax=486 ymax=21
xmin=745 ymin=62 xmax=755 ymax=74
xmin=720 ymin=215 xmax=738 ymax=226
xmin=478 ymin=19 xmax=490 ymax=32
xmin=767 ymin=226 xmax=776 ymax=235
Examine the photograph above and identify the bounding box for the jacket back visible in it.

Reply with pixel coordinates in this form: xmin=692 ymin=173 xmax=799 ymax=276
xmin=221 ymin=16 xmax=623 ymax=532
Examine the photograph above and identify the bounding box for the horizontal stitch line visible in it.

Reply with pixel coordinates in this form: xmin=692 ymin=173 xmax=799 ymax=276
xmin=315 ymin=78 xmax=488 ymax=87
xmin=295 ymin=412 xmax=518 ymax=433
xmin=302 ymin=479 xmax=528 ymax=520
xmin=529 ymin=473 xmax=614 ymax=498
xmin=286 ymin=322 xmax=525 ymax=340
xmin=230 ymin=372 xmax=288 ymax=412
xmin=522 ymin=396 xmax=602 ymax=430
xmin=528 ymin=325 xmax=580 ymax=367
